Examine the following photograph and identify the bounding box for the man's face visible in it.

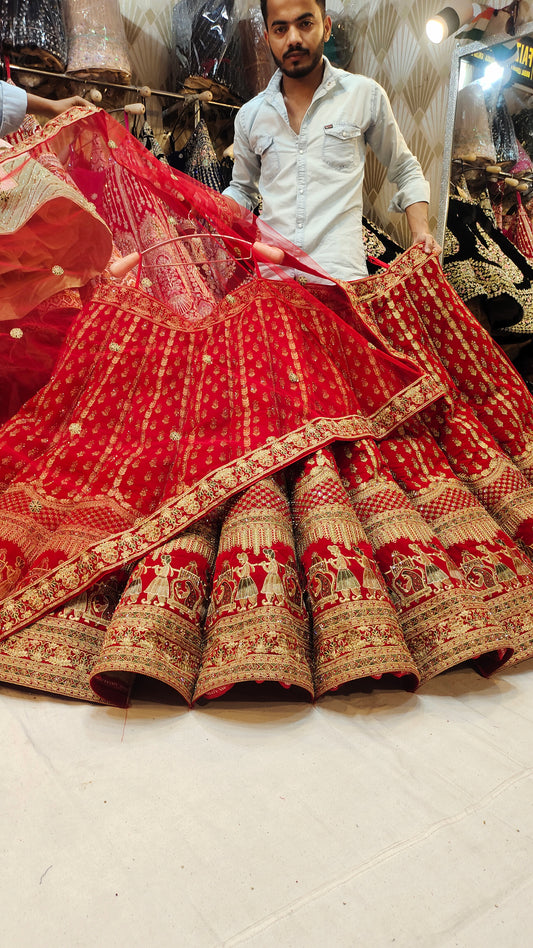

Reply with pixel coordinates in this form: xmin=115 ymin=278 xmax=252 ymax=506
xmin=263 ymin=0 xmax=332 ymax=80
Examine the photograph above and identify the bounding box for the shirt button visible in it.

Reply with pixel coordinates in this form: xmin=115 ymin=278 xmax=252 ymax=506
xmin=342 ymin=131 xmax=347 ymax=137
xmin=298 ymin=223 xmax=303 ymax=228
xmin=299 ymin=188 xmax=304 ymax=193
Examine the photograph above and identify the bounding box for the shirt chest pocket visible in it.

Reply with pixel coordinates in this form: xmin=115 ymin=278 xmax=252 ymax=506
xmin=253 ymin=134 xmax=280 ymax=186
xmin=322 ymin=123 xmax=362 ymax=172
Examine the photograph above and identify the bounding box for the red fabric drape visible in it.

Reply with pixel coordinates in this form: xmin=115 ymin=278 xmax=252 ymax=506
xmin=2 ymin=108 xmax=533 ymax=707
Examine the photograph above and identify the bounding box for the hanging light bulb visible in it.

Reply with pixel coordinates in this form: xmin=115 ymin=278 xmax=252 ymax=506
xmin=426 ymin=1 xmax=481 ymax=43
xmin=479 ymin=60 xmax=505 ymax=89
xmin=426 ymin=17 xmax=447 ymax=43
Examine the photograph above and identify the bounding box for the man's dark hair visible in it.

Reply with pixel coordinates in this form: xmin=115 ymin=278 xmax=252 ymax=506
xmin=261 ymin=0 xmax=327 ymax=25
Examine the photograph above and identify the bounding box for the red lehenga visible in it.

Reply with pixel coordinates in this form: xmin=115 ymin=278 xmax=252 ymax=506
xmin=2 ymin=107 xmax=533 ymax=708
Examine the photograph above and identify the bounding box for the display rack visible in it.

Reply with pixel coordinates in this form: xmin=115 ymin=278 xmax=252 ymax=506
xmin=437 ymin=20 xmax=533 ymax=248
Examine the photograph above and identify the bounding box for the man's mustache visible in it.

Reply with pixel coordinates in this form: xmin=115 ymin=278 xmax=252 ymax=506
xmin=283 ymin=46 xmax=309 ymax=59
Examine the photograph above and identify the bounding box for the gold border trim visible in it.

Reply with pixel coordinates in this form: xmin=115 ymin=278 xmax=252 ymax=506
xmin=0 ymin=373 xmax=442 ymax=636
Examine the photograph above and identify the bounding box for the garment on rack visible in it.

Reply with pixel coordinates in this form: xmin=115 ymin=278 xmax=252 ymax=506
xmin=512 ymin=105 xmax=533 ymax=161
xmin=135 ymin=121 xmax=169 ymax=165
xmin=502 ymin=193 xmax=533 ymax=263
xmin=172 ymin=0 xmax=248 ymax=102
xmin=362 ymin=216 xmax=403 ymax=272
xmin=176 ymin=117 xmax=233 ymax=190
xmin=238 ymin=5 xmax=275 ymax=98
xmin=0 ymin=0 xmax=67 ymax=71
xmin=452 ymin=82 xmax=496 ymax=166
xmin=323 ymin=14 xmax=356 ymax=69
xmin=444 ymin=194 xmax=533 ymax=338
xmin=63 ymin=0 xmax=132 ymax=83
xmin=509 ymin=140 xmax=533 ymax=178
xmin=3 ymin=109 xmax=533 ymax=709
xmin=485 ymin=87 xmax=519 ymax=168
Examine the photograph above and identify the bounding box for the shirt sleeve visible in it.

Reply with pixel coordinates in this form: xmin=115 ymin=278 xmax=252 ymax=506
xmin=364 ymin=81 xmax=430 ymax=214
xmin=222 ymin=107 xmax=262 ymax=212
xmin=0 ymin=80 xmax=28 ymax=137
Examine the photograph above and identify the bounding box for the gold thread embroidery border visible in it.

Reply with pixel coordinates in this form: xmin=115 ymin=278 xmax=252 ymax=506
xmin=0 ymin=374 xmax=443 ymax=637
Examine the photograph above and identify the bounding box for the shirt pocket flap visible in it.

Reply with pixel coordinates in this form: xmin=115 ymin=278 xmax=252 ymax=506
xmin=323 ymin=124 xmax=361 ymax=142
xmin=254 ymin=134 xmax=275 ymax=156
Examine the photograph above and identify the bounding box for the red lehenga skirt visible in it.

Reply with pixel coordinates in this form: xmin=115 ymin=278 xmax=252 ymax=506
xmin=2 ymin=108 xmax=533 ymax=708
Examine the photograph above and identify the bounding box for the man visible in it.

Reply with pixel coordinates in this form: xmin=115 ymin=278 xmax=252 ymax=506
xmin=223 ymin=0 xmax=440 ymax=281
xmin=0 ymin=80 xmax=90 ymax=138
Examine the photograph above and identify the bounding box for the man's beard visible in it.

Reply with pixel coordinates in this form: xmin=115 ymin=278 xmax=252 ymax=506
xmin=270 ymin=33 xmax=325 ymax=79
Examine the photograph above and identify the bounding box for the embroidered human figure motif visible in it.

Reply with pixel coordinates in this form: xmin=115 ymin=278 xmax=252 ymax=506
xmin=234 ymin=552 xmax=259 ymax=608
xmin=260 ymin=547 xmax=285 ymax=603
xmin=493 ymin=536 xmax=532 ymax=577
xmin=475 ymin=544 xmax=516 ymax=585
xmin=327 ymin=545 xmax=360 ymax=599
xmin=406 ymin=544 xmax=449 ymax=589
xmin=0 ymin=549 xmax=23 ymax=599
xmin=354 ymin=545 xmax=388 ymax=599
xmin=123 ymin=569 xmax=143 ymax=602
xmin=145 ymin=552 xmax=174 ymax=604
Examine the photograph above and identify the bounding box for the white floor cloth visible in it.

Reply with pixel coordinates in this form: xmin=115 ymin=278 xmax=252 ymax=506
xmin=2 ymin=661 xmax=533 ymax=946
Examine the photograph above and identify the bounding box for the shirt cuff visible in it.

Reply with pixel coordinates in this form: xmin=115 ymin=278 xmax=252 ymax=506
xmin=221 ymin=184 xmax=255 ymax=212
xmin=388 ymin=181 xmax=430 ymax=214
xmin=1 ymin=82 xmax=27 ymax=136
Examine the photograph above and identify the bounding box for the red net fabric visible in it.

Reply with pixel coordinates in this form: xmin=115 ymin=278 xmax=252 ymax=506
xmin=0 ymin=106 xmax=430 ymax=423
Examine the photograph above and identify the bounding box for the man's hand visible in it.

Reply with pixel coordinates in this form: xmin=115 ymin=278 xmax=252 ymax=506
xmin=410 ymin=231 xmax=442 ymax=255
xmin=48 ymin=95 xmax=94 ymax=116
xmin=26 ymin=93 xmax=94 ymax=119
xmin=405 ymin=201 xmax=441 ymax=255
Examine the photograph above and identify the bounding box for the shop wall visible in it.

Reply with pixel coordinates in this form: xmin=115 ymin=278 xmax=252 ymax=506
xmin=119 ymin=0 xmax=174 ymax=93
xmin=350 ymin=0 xmax=456 ymax=245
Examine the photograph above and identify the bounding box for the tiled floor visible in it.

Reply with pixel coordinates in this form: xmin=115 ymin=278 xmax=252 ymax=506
xmin=2 ymin=661 xmax=533 ymax=947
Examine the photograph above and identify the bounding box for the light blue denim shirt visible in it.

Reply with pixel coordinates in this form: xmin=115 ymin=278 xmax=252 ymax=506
xmin=223 ymin=58 xmax=430 ymax=281
xmin=0 ymin=81 xmax=27 ymax=137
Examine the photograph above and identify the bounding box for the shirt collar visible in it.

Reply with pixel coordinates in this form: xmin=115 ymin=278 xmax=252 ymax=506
xmin=264 ymin=56 xmax=342 ymax=103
